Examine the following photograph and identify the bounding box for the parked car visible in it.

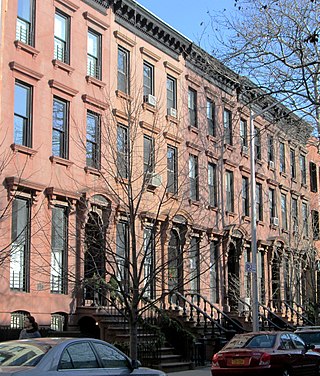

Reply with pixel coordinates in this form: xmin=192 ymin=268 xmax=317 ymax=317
xmin=0 ymin=337 xmax=167 ymax=375
xmin=211 ymin=331 xmax=320 ymax=375
xmin=295 ymin=326 xmax=320 ymax=353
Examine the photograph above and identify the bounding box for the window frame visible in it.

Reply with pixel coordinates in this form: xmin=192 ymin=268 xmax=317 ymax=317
xmin=167 ymin=75 xmax=177 ymax=111
xmin=54 ymin=10 xmax=70 ymax=64
xmin=188 ymin=87 xmax=197 ymax=128
xmin=226 ymin=170 xmax=234 ymax=212
xmin=292 ymin=197 xmax=298 ymax=232
xmin=10 ymin=197 xmax=31 ymax=292
xmin=189 ymin=154 xmax=199 ymax=201
xmin=279 ymin=142 xmax=286 ymax=173
xmin=223 ymin=108 xmax=232 ymax=145
xmin=290 ymin=149 xmax=296 ymax=179
xmin=207 ymin=99 xmax=215 ymax=137
xmin=16 ymin=0 xmax=35 ymax=46
xmin=310 ymin=161 xmax=318 ymax=192
xmin=117 ymin=46 xmax=130 ymax=94
xmin=14 ymin=80 xmax=33 ymax=148
xmin=242 ymin=176 xmax=250 ymax=217
xmin=240 ymin=118 xmax=248 ymax=147
xmin=300 ymin=154 xmax=307 ymax=185
xmin=143 ymin=135 xmax=155 ymax=174
xmin=267 ymin=135 xmax=274 ymax=162
xmin=254 ymin=127 xmax=261 ymax=160
xmin=281 ymin=193 xmax=288 ymax=230
xmin=312 ymin=210 xmax=320 ymax=240
xmin=117 ymin=124 xmax=128 ymax=179
xmin=86 ymin=111 xmax=101 ymax=169
xmin=256 ymin=183 xmax=263 ymax=222
xmin=87 ymin=28 xmax=102 ymax=80
xmin=167 ymin=145 xmax=178 ymax=195
xmin=143 ymin=61 xmax=154 ymax=97
xmin=52 ymin=96 xmax=69 ymax=159
xmin=269 ymin=188 xmax=276 ymax=220
xmin=208 ymin=162 xmax=217 ymax=207
xmin=51 ymin=205 xmax=69 ymax=294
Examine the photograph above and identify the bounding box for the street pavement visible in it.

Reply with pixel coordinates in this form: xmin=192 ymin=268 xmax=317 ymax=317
xmin=167 ymin=366 xmax=211 ymax=375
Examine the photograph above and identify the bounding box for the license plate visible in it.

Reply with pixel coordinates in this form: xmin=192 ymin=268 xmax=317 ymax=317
xmin=231 ymin=358 xmax=245 ymax=365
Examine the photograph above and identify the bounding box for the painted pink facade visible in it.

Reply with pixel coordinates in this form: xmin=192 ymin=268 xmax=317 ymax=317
xmin=0 ymin=0 xmax=317 ymax=335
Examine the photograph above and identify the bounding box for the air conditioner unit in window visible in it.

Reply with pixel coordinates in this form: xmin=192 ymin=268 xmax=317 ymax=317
xmin=167 ymin=107 xmax=177 ymax=118
xmin=242 ymin=145 xmax=248 ymax=154
xmin=146 ymin=173 xmax=162 ymax=188
xmin=143 ymin=94 xmax=157 ymax=106
xmin=269 ymin=160 xmax=275 ymax=169
xmin=271 ymin=217 xmax=279 ymax=226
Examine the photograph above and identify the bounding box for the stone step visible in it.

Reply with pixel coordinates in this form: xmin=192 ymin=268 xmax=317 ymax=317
xmin=155 ymin=361 xmax=194 ymax=373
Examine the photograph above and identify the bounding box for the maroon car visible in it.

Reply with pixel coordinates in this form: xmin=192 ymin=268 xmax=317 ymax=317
xmin=211 ymin=331 xmax=320 ymax=376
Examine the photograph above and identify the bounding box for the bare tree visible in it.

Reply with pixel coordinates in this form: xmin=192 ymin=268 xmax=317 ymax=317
xmin=209 ymin=0 xmax=320 ymax=137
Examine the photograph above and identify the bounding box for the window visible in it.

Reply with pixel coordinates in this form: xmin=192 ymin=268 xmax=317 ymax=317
xmin=242 ymin=177 xmax=249 ymax=217
xmin=302 ymin=202 xmax=308 ymax=237
xmin=189 ymin=237 xmax=200 ymax=293
xmin=10 ymin=198 xmax=30 ymax=291
xmin=59 ymin=342 xmax=99 ymax=369
xmin=116 ymin=221 xmax=129 ymax=288
xmin=208 ymin=163 xmax=217 ymax=207
xmin=292 ymin=197 xmax=298 ymax=232
xmin=188 ymin=88 xmax=197 ymax=127
xmin=143 ymin=61 xmax=154 ymax=97
xmin=268 ymin=135 xmax=274 ymax=162
xmin=240 ymin=119 xmax=247 ymax=148
xmin=117 ymin=125 xmax=128 ymax=179
xmin=167 ymin=75 xmax=176 ymax=111
xmin=269 ymin=188 xmax=276 ymax=220
xmin=51 ymin=313 xmax=65 ymax=331
xmin=143 ymin=135 xmax=154 ymax=173
xmin=92 ymin=342 xmax=128 ymax=369
xmin=16 ymin=0 xmax=34 ymax=45
xmin=290 ymin=149 xmax=296 ymax=179
xmin=256 ymin=183 xmax=263 ymax=221
xmin=281 ymin=193 xmax=287 ymax=230
xmin=117 ymin=46 xmax=130 ymax=94
xmin=223 ymin=109 xmax=232 ymax=145
xmin=310 ymin=162 xmax=317 ymax=192
xmin=87 ymin=29 xmax=101 ymax=79
xmin=51 ymin=206 xmax=68 ymax=294
xmin=210 ymin=241 xmax=220 ymax=304
xmin=254 ymin=127 xmax=261 ymax=160
xmin=279 ymin=142 xmax=286 ymax=173
xmin=207 ymin=99 xmax=215 ymax=136
xmin=226 ymin=170 xmax=234 ymax=212
xmin=86 ymin=111 xmax=100 ymax=169
xmin=14 ymin=81 xmax=32 ymax=147
xmin=312 ymin=210 xmax=319 ymax=240
xmin=11 ymin=311 xmax=28 ymax=329
xmin=54 ymin=11 xmax=70 ymax=63
xmin=52 ymin=97 xmax=69 ymax=159
xmin=300 ymin=154 xmax=307 ymax=185
xmin=189 ymin=154 xmax=199 ymax=201
xmin=143 ymin=227 xmax=155 ymax=299
xmin=167 ymin=145 xmax=178 ymax=194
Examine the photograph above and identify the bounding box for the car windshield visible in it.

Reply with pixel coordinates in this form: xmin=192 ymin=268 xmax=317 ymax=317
xmin=298 ymin=332 xmax=320 ymax=345
xmin=224 ymin=334 xmax=277 ymax=349
xmin=0 ymin=342 xmax=51 ymax=367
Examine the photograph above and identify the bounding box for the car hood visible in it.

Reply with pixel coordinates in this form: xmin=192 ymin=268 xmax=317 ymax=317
xmin=132 ymin=367 xmax=166 ymax=375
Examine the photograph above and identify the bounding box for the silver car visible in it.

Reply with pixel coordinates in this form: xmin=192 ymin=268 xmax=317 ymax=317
xmin=0 ymin=337 xmax=167 ymax=375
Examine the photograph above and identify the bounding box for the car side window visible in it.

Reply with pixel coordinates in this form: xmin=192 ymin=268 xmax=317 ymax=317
xmin=59 ymin=342 xmax=99 ymax=369
xmin=290 ymin=334 xmax=306 ymax=349
xmin=92 ymin=342 xmax=129 ymax=368
xmin=280 ymin=334 xmax=295 ymax=350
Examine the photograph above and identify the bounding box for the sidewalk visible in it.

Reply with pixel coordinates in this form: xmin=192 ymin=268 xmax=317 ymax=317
xmin=167 ymin=366 xmax=211 ymax=375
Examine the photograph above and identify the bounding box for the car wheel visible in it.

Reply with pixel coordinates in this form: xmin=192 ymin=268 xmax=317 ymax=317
xmin=281 ymin=370 xmax=291 ymax=376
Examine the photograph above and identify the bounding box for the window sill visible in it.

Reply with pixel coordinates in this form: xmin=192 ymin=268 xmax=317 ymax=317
xmin=189 ymin=199 xmax=200 ymax=206
xmin=85 ymin=75 xmax=106 ymax=89
xmin=207 ymin=205 xmax=218 ymax=212
xmin=226 ymin=211 xmax=236 ymax=218
xmin=142 ymin=102 xmax=157 ymax=113
xmin=50 ymin=155 xmax=73 ymax=168
xmin=281 ymin=228 xmax=289 ymax=234
xmin=241 ymin=150 xmax=249 ymax=158
xmin=166 ymin=192 xmax=179 ymax=200
xmin=84 ymin=166 xmax=101 ymax=176
xmin=269 ymin=224 xmax=279 ymax=230
xmin=116 ymin=90 xmax=132 ymax=101
xmin=207 ymin=134 xmax=217 ymax=143
xmin=224 ymin=143 xmax=234 ymax=152
xmin=257 ymin=220 xmax=265 ymax=227
xmin=11 ymin=143 xmax=37 ymax=157
xmin=256 ymin=159 xmax=263 ymax=166
xmin=188 ymin=125 xmax=199 ymax=135
xmin=280 ymin=171 xmax=287 ymax=178
xmin=52 ymin=59 xmax=74 ymax=75
xmin=291 ymin=177 xmax=297 ymax=183
xmin=241 ymin=215 xmax=251 ymax=223
xmin=166 ymin=114 xmax=179 ymax=124
xmin=115 ymin=176 xmax=128 ymax=184
xmin=14 ymin=40 xmax=39 ymax=58
xmin=301 ymin=183 xmax=308 ymax=189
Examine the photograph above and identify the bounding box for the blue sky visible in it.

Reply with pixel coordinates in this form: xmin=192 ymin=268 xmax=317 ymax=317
xmin=135 ymin=0 xmax=234 ymax=44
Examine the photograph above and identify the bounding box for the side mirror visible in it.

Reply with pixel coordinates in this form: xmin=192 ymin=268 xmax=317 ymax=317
xmin=306 ymin=344 xmax=315 ymax=351
xmin=130 ymin=359 xmax=142 ymax=369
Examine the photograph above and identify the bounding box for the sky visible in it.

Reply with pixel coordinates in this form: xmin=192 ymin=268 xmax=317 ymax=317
xmin=135 ymin=0 xmax=235 ymax=45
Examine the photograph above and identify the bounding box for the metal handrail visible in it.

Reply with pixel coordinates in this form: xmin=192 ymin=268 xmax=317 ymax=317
xmin=185 ymin=292 xmax=248 ymax=333
xmin=282 ymin=300 xmax=315 ymax=326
